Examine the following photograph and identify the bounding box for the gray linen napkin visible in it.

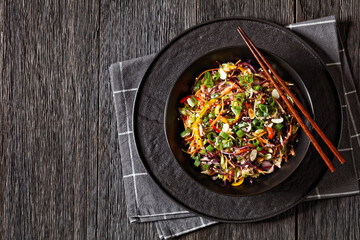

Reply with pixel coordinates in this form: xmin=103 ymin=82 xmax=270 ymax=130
xmin=109 ymin=16 xmax=359 ymax=239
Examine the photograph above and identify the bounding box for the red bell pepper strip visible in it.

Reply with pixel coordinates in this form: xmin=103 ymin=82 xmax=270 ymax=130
xmin=180 ymin=96 xmax=191 ymax=104
xmin=209 ymin=119 xmax=221 ymax=133
xmin=180 ymin=95 xmax=204 ymax=106
xmin=266 ymin=127 xmax=274 ymax=140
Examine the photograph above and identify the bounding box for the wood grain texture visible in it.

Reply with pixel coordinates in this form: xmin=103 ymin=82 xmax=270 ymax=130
xmin=295 ymin=1 xmax=360 ymax=239
xmin=0 ymin=0 xmax=359 ymax=239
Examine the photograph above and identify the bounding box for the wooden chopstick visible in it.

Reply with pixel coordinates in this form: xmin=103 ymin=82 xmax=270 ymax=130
xmin=237 ymin=26 xmax=345 ymax=172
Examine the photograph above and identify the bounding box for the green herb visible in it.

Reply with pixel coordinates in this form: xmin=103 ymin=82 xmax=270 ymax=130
xmin=236 ymin=129 xmax=244 ymax=138
xmin=203 ymin=72 xmax=214 ymax=88
xmin=256 ymin=146 xmax=263 ymax=151
xmin=252 ymin=119 xmax=264 ymax=130
xmin=216 ymin=121 xmax=223 ymax=129
xmin=223 ymin=141 xmax=233 ymax=148
xmin=211 ymin=93 xmax=219 ymax=99
xmin=206 ymin=145 xmax=215 ymax=152
xmin=251 ymin=139 xmax=260 ymax=146
xmin=201 ymin=148 xmax=206 ymax=155
xmin=193 ymin=154 xmax=201 ymax=167
xmin=275 ymin=123 xmax=284 ymax=131
xmin=212 ymin=72 xmax=220 ymax=81
xmin=233 ymin=125 xmax=240 ymax=131
xmin=193 ymin=80 xmax=201 ymax=92
xmin=253 ymin=85 xmax=261 ymax=91
xmin=258 ymin=104 xmax=268 ymax=114
xmin=194 ymin=158 xmax=201 ymax=167
xmin=180 ymin=128 xmax=191 ymax=137
xmin=268 ymin=96 xmax=276 ymax=106
xmin=207 ymin=132 xmax=217 ymax=142
xmin=238 ymin=74 xmax=254 ymax=86
xmin=187 ymin=96 xmax=198 ymax=107
xmin=209 ymin=111 xmax=215 ymax=119
xmin=219 ymin=131 xmax=229 ymax=140
xmin=202 ymin=116 xmax=209 ymax=123
xmin=231 ymin=106 xmax=242 ymax=116
xmin=201 ymin=164 xmax=210 ymax=170
xmin=238 ymin=122 xmax=248 ymax=128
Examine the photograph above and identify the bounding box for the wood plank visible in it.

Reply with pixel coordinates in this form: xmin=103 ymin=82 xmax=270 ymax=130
xmin=296 ymin=0 xmax=360 ymax=91
xmin=196 ymin=0 xmax=295 ymax=25
xmin=296 ymin=1 xmax=360 ymax=239
xmin=0 ymin=0 xmax=101 ymax=239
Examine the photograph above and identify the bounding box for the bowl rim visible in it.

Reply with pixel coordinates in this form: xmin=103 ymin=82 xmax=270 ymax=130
xmin=163 ymin=45 xmax=314 ymax=196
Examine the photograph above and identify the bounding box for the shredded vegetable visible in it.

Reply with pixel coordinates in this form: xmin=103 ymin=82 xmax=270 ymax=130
xmin=178 ymin=59 xmax=299 ymax=186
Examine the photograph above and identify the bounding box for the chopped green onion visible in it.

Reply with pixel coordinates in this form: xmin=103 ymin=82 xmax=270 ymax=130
xmin=237 ymin=139 xmax=242 ymax=147
xmin=252 ymin=119 xmax=264 ymax=129
xmin=209 ymin=111 xmax=215 ymax=119
xmin=275 ymin=123 xmax=284 ymax=131
xmin=215 ymin=142 xmax=223 ymax=150
xmin=231 ymin=106 xmax=242 ymax=115
xmin=236 ymin=129 xmax=244 ymax=138
xmin=193 ymin=80 xmax=201 ymax=92
xmin=219 ymin=131 xmax=229 ymax=140
xmin=201 ymin=148 xmax=206 ymax=155
xmin=216 ymin=121 xmax=223 ymax=129
xmin=238 ymin=74 xmax=254 ymax=86
xmin=238 ymin=122 xmax=248 ymax=128
xmin=223 ymin=141 xmax=233 ymax=148
xmin=253 ymin=85 xmax=261 ymax=91
xmin=204 ymin=72 xmax=214 ymax=88
xmin=256 ymin=111 xmax=264 ymax=117
xmin=256 ymin=146 xmax=263 ymax=151
xmin=212 ymin=72 xmax=220 ymax=81
xmin=192 ymin=154 xmax=201 ymax=167
xmin=258 ymin=104 xmax=268 ymax=114
xmin=202 ymin=116 xmax=209 ymax=123
xmin=233 ymin=125 xmax=240 ymax=131
xmin=201 ymin=164 xmax=210 ymax=170
xmin=207 ymin=132 xmax=217 ymax=142
xmin=268 ymin=97 xmax=276 ymax=106
xmin=187 ymin=96 xmax=198 ymax=107
xmin=194 ymin=158 xmax=201 ymax=167
xmin=211 ymin=93 xmax=219 ymax=99
xmin=206 ymin=145 xmax=215 ymax=152
xmin=235 ymin=92 xmax=246 ymax=100
xmin=251 ymin=139 xmax=259 ymax=146
xmin=180 ymin=129 xmax=191 ymax=137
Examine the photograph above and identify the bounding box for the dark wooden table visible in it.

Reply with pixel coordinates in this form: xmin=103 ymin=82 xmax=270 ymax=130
xmin=1 ymin=1 xmax=359 ymax=239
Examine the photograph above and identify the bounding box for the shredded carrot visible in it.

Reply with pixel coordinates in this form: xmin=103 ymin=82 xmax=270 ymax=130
xmin=235 ymin=59 xmax=242 ymax=65
xmin=210 ymin=171 xmax=217 ymax=176
xmin=193 ymin=68 xmax=219 ymax=87
xmin=258 ymin=137 xmax=270 ymax=145
xmin=258 ymin=137 xmax=265 ymax=148
xmin=227 ymin=157 xmax=235 ymax=168
xmin=211 ymin=99 xmax=224 ymax=126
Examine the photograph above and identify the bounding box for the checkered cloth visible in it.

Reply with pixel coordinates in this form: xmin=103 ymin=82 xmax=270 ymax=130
xmin=109 ymin=16 xmax=359 ymax=239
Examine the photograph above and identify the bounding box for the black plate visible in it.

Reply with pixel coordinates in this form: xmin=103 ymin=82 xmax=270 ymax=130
xmin=133 ymin=18 xmax=341 ymax=222
xmin=165 ymin=46 xmax=313 ymax=196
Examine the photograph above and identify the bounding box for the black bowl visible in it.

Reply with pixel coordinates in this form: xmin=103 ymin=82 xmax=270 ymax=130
xmin=165 ymin=46 xmax=313 ymax=196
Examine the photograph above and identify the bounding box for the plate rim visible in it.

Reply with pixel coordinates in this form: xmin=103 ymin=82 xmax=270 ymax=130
xmin=132 ymin=17 xmax=342 ymax=223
